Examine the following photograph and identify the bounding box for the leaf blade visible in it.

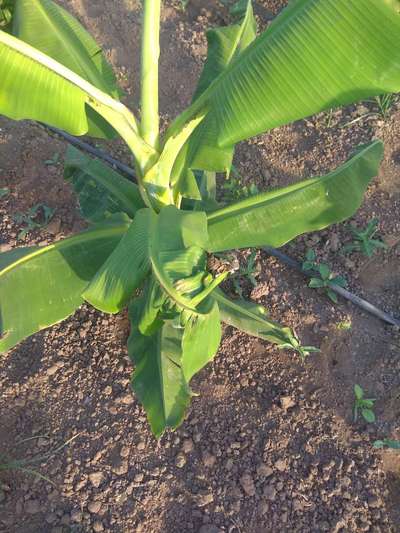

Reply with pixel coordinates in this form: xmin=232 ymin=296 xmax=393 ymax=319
xmin=82 ymin=209 xmax=155 ymax=313
xmin=128 ymin=300 xmax=191 ymax=438
xmin=207 ymin=141 xmax=383 ymax=252
xmin=0 ymin=217 xmax=129 ymax=352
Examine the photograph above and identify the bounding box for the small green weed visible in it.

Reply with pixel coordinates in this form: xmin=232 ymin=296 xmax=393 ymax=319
xmin=44 ymin=151 xmax=60 ymax=166
xmin=337 ymin=319 xmax=352 ymax=331
xmin=0 ymin=187 xmax=9 ymax=199
xmin=0 ymin=433 xmax=80 ymax=483
xmin=231 ymin=250 xmax=258 ymax=298
xmin=343 ymin=218 xmax=387 ymax=258
xmin=222 ymin=166 xmax=259 ymax=202
xmin=279 ymin=333 xmax=320 ymax=361
xmin=13 ymin=203 xmax=55 ymax=239
xmin=374 ymin=93 xmax=396 ymax=120
xmin=353 ymin=384 xmax=376 ymax=423
xmin=302 ymin=249 xmax=347 ymax=303
xmin=373 ymin=439 xmax=400 ymax=450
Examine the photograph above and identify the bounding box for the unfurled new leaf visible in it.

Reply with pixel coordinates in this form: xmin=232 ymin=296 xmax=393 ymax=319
xmin=128 ymin=298 xmax=191 ymax=438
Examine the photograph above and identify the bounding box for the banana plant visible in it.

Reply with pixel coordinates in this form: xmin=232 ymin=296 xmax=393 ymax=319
xmin=0 ymin=0 xmax=399 ymax=437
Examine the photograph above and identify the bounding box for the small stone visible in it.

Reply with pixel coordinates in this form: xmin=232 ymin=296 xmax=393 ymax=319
xmin=368 ymin=495 xmax=381 ymax=509
xmin=175 ymin=453 xmax=186 ymax=468
xmin=119 ymin=394 xmax=134 ymax=405
xmin=89 ymin=472 xmax=103 ymax=488
xmin=25 ymin=499 xmax=41 ymax=514
xmin=46 ymin=364 xmax=61 ymax=376
xmin=182 ymin=439 xmax=194 ymax=453
xmin=46 ymin=218 xmax=61 ymax=235
xmin=120 ymin=446 xmax=130 ymax=458
xmin=293 ymin=499 xmax=303 ymax=512
xmin=239 ymin=473 xmax=256 ymax=496
xmin=134 ymin=473 xmax=144 ymax=483
xmin=137 ymin=441 xmax=145 ymax=451
xmin=0 ymin=243 xmax=12 ymax=253
xmin=87 ymin=501 xmax=102 ymax=514
xmin=45 ymin=513 xmax=57 ymax=524
xmin=258 ymin=500 xmax=269 ymax=515
xmin=274 ymin=459 xmax=287 ymax=472
xmin=196 ymin=492 xmax=214 ymax=507
xmin=256 ymin=463 xmax=273 ymax=478
xmin=280 ymin=396 xmax=296 ymax=410
xmin=202 ymin=452 xmax=216 ymax=468
xmin=60 ymin=514 xmax=70 ymax=525
xmin=263 ymin=485 xmax=276 ymax=501
xmin=112 ymin=461 xmax=128 ymax=476
xmin=70 ymin=510 xmax=83 ymax=523
xmin=93 ymin=520 xmax=104 ymax=532
xmin=104 ymin=386 xmax=112 ymax=395
xmin=329 ymin=233 xmax=340 ymax=252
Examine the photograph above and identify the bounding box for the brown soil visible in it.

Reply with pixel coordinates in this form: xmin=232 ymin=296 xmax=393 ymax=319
xmin=1 ymin=1 xmax=400 ymax=532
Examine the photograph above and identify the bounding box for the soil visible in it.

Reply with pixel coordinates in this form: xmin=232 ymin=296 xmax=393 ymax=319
xmin=0 ymin=1 xmax=400 ymax=532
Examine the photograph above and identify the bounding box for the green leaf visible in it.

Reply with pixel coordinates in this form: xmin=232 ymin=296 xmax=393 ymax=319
xmin=138 ymin=277 xmax=167 ymax=336
xmin=207 ymin=141 xmax=383 ymax=252
xmin=354 ymin=384 xmax=364 ymax=400
xmin=212 ymin=288 xmax=296 ymax=347
xmin=0 ymin=187 xmax=9 ymax=198
xmin=0 ymin=216 xmax=129 ymax=352
xmin=309 ymin=278 xmax=325 ymax=289
xmin=373 ymin=439 xmax=400 ymax=450
xmin=318 ymin=264 xmax=330 ymax=280
xmin=362 ymin=408 xmax=376 ymax=423
xmin=11 ymin=0 xmax=120 ymax=137
xmin=326 ymin=289 xmax=338 ymax=304
xmin=128 ymin=299 xmax=191 ymax=438
xmin=0 ymin=29 xmax=154 ymax=170
xmin=181 ymin=300 xmax=221 ymax=381
xmin=171 ymin=0 xmax=400 ymax=147
xmin=171 ymin=0 xmax=257 ymax=182
xmin=144 ymin=112 xmax=206 ymax=207
xmin=193 ymin=0 xmax=256 ymax=100
xmin=150 ymin=206 xmax=209 ymax=310
xmin=82 ymin=209 xmax=155 ymax=313
xmin=64 ymin=146 xmax=145 ymax=222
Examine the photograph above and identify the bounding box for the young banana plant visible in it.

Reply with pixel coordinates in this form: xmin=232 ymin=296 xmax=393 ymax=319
xmin=0 ymin=0 xmax=399 ymax=437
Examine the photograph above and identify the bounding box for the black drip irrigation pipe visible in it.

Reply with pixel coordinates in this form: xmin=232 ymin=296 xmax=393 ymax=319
xmin=45 ymin=125 xmax=400 ymax=328
xmin=263 ymin=247 xmax=400 ymax=327
xmin=45 ymin=125 xmax=136 ymax=179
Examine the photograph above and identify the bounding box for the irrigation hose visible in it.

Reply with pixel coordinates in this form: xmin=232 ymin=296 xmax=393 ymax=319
xmin=44 ymin=125 xmax=400 ymax=328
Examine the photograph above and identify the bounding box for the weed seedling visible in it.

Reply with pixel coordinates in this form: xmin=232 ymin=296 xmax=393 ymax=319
xmin=0 ymin=433 xmax=80 ymax=483
xmin=13 ymin=203 xmax=55 ymax=240
xmin=44 ymin=151 xmax=60 ymax=166
xmin=279 ymin=333 xmax=320 ymax=361
xmin=374 ymin=93 xmax=397 ymax=120
xmin=0 ymin=187 xmax=9 ymax=199
xmin=337 ymin=320 xmax=352 ymax=331
xmin=373 ymin=439 xmax=400 ymax=450
xmin=222 ymin=165 xmax=259 ymax=202
xmin=353 ymin=384 xmax=376 ymax=423
xmin=302 ymin=250 xmax=347 ymax=303
xmin=342 ymin=218 xmax=387 ymax=258
xmin=231 ymin=250 xmax=258 ymax=298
